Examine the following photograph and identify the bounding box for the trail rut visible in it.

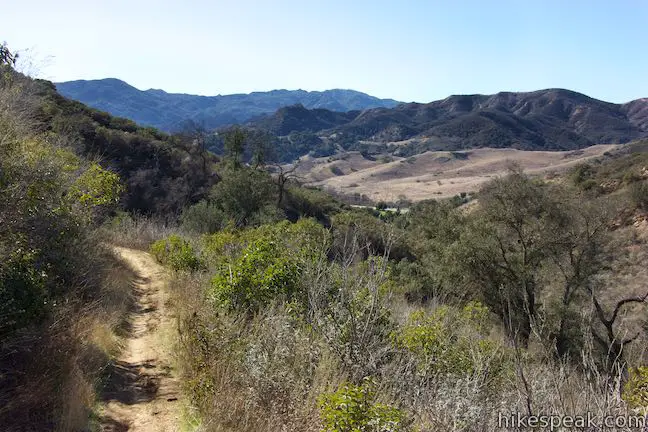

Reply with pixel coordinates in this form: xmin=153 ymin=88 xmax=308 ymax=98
xmin=99 ymin=247 xmax=180 ymax=432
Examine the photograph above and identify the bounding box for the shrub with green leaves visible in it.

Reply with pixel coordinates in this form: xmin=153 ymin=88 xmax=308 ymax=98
xmin=0 ymin=248 xmax=48 ymax=337
xmin=629 ymin=181 xmax=648 ymax=211
xmin=571 ymin=163 xmax=596 ymax=186
xmin=181 ymin=200 xmax=226 ymax=234
xmin=283 ymin=185 xmax=343 ymax=222
xmin=283 ymin=217 xmax=331 ymax=261
xmin=210 ymin=237 xmax=302 ymax=311
xmin=393 ymin=302 xmax=510 ymax=384
xmin=209 ymin=167 xmax=276 ymax=226
xmin=201 ymin=229 xmax=242 ymax=266
xmin=331 ymin=210 xmax=408 ymax=259
xmin=150 ymin=234 xmax=204 ymax=271
xmin=623 ymin=366 xmax=648 ymax=411
xmin=71 ymin=162 xmax=123 ymax=208
xmin=318 ymin=378 xmax=410 ymax=432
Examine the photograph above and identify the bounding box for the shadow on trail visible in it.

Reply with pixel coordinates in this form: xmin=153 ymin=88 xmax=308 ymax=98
xmin=98 ymin=258 xmax=174 ymax=431
xmin=98 ymin=415 xmax=130 ymax=432
xmin=100 ymin=359 xmax=161 ymax=405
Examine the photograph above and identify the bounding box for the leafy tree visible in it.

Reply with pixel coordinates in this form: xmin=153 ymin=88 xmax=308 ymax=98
xmin=210 ymin=167 xmax=276 ymax=226
xmin=543 ymin=195 xmax=614 ymax=357
xmin=400 ymin=199 xmax=465 ymax=301
xmin=223 ymin=126 xmax=247 ymax=169
xmin=248 ymin=129 xmax=274 ymax=168
xmin=180 ymin=200 xmax=226 ymax=234
xmin=451 ymin=168 xmax=563 ymax=345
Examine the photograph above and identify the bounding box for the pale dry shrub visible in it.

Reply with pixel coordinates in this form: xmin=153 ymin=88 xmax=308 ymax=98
xmin=170 ymin=270 xmax=338 ymax=432
xmin=102 ymin=213 xmax=178 ymax=250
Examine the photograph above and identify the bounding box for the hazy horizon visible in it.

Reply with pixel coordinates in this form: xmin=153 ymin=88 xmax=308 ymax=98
xmin=58 ymin=77 xmax=648 ymax=106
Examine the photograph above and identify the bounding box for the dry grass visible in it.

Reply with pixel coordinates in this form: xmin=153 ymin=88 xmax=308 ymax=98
xmin=169 ymin=270 xmax=339 ymax=432
xmin=0 ymin=245 xmax=139 ymax=431
xmin=102 ymin=213 xmax=178 ymax=251
xmin=294 ymin=145 xmax=619 ymax=202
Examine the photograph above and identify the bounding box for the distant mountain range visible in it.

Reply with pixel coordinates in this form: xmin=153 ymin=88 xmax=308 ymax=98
xmin=55 ymin=78 xmax=400 ymax=131
xmin=246 ymin=89 xmax=648 ymax=159
xmin=55 ymin=79 xmax=648 ymax=161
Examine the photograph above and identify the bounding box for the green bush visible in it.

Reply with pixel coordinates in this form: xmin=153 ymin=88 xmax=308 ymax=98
xmin=393 ymin=302 xmax=510 ymax=384
xmin=239 ymin=219 xmax=330 ymax=262
xmin=284 ymin=218 xmax=331 ymax=261
xmin=623 ymin=366 xmax=648 ymax=410
xmin=623 ymin=171 xmax=642 ymax=185
xmin=210 ymin=237 xmax=302 ymax=311
xmin=181 ymin=200 xmax=226 ymax=234
xmin=283 ymin=186 xmax=343 ymax=222
xmin=629 ymin=181 xmax=648 ymax=211
xmin=318 ymin=378 xmax=410 ymax=432
xmin=571 ymin=163 xmax=596 ymax=186
xmin=579 ymin=178 xmax=601 ymax=193
xmin=201 ymin=229 xmax=241 ymax=266
xmin=0 ymin=248 xmax=48 ymax=337
xmin=70 ymin=163 xmax=123 ymax=208
xmin=330 ymin=166 xmax=344 ymax=176
xmin=332 ymin=211 xmax=391 ymax=257
xmin=150 ymin=235 xmax=204 ymax=271
xmin=210 ymin=167 xmax=276 ymax=226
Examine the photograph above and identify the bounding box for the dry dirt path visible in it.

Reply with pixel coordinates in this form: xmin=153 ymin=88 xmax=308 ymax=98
xmin=99 ymin=247 xmax=181 ymax=432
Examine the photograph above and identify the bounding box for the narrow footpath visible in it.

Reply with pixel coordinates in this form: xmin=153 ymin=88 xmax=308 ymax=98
xmin=99 ymin=247 xmax=180 ymax=432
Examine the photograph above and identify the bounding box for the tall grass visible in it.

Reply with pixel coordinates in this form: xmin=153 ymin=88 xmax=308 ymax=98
xmin=101 ymin=212 xmax=179 ymax=250
xmin=0 ymin=242 xmax=137 ymax=431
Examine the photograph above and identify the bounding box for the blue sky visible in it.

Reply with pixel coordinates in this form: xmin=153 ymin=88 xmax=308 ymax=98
xmin=4 ymin=0 xmax=648 ymax=103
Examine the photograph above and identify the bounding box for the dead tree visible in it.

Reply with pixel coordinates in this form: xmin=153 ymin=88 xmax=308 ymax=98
xmin=589 ymin=289 xmax=648 ymax=380
xmin=271 ymin=163 xmax=302 ymax=208
xmin=0 ymin=42 xmax=18 ymax=67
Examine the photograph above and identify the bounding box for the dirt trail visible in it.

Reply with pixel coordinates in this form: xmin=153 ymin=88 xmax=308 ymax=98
xmin=99 ymin=247 xmax=180 ymax=432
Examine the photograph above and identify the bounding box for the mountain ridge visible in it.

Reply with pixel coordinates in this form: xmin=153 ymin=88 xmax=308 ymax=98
xmin=243 ymin=88 xmax=648 ymax=157
xmin=56 ymin=79 xmax=648 ymax=160
xmin=55 ymin=78 xmax=400 ymax=131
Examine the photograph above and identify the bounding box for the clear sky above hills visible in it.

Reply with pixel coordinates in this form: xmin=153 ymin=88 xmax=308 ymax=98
xmin=4 ymin=0 xmax=648 ymax=103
